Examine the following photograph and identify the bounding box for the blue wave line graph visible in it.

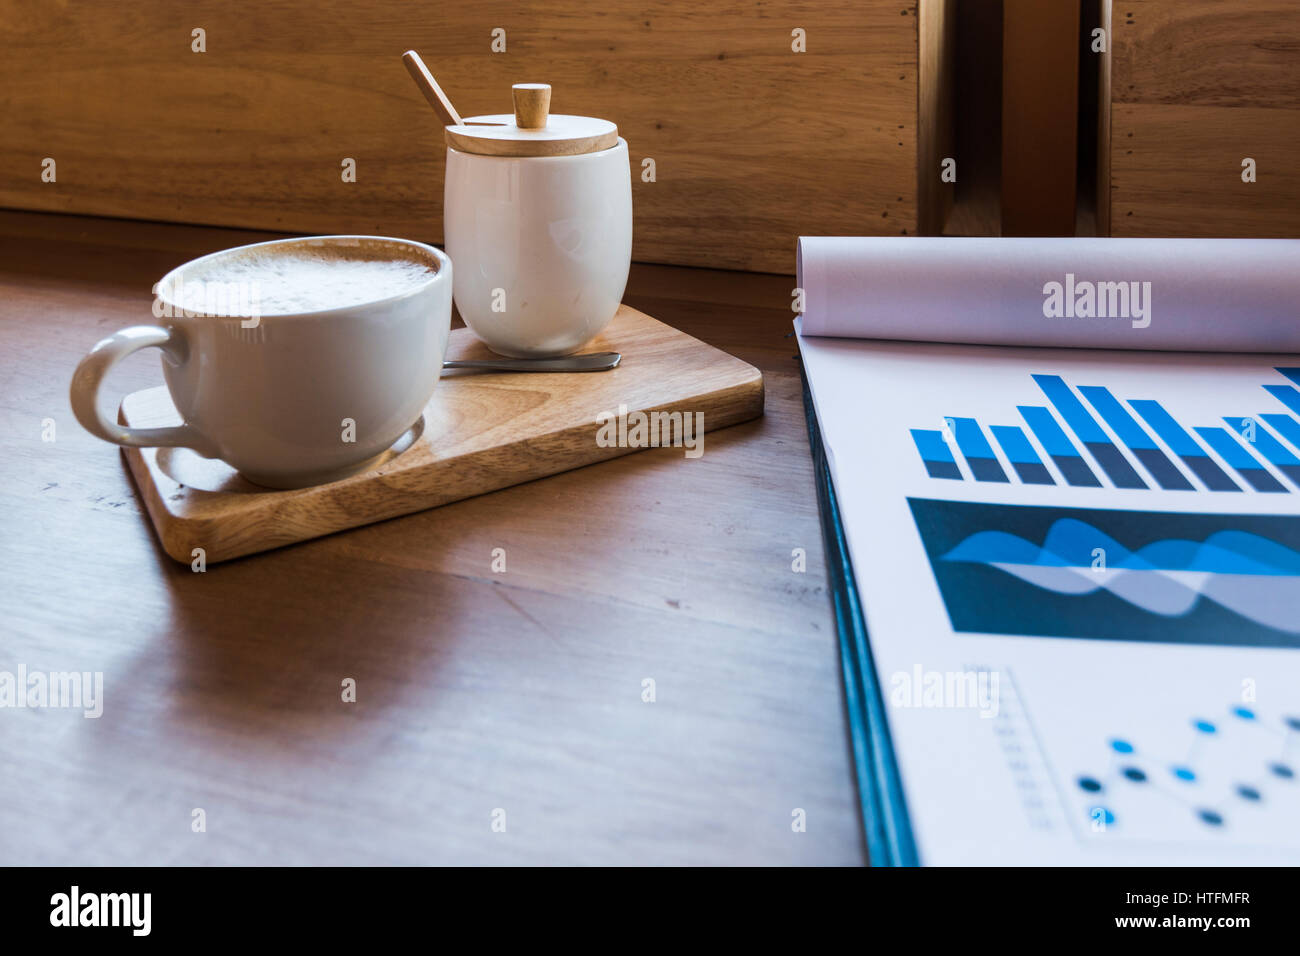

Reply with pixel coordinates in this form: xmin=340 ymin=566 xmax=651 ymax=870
xmin=908 ymin=499 xmax=1300 ymax=647
xmin=942 ymin=520 xmax=1300 ymax=633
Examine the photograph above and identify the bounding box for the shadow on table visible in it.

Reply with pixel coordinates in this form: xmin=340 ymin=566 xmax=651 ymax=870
xmin=137 ymin=408 xmax=770 ymax=750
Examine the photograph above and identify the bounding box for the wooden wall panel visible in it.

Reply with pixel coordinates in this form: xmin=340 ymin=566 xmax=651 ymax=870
xmin=0 ymin=1 xmax=922 ymax=274
xmin=1096 ymin=0 xmax=1112 ymax=236
xmin=917 ymin=0 xmax=956 ymax=236
xmin=1001 ymin=0 xmax=1080 ymax=236
xmin=1109 ymin=0 xmax=1300 ymax=238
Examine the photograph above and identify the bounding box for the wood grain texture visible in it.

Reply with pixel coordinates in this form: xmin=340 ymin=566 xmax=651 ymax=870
xmin=0 ymin=0 xmax=921 ymax=274
xmin=444 ymin=113 xmax=619 ymax=156
xmin=1109 ymin=0 xmax=1300 ymax=238
xmin=511 ymin=83 xmax=551 ymax=129
xmin=0 ymin=209 xmax=862 ymax=865
xmin=120 ymin=307 xmax=764 ymax=564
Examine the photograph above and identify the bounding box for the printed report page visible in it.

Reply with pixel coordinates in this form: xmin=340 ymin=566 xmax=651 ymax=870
xmin=799 ymin=328 xmax=1300 ymax=865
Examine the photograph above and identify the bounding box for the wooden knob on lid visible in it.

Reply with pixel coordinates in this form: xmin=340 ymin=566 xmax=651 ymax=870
xmin=512 ymin=83 xmax=551 ymax=129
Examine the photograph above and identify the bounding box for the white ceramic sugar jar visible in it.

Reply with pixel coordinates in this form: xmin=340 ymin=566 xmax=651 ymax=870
xmin=443 ymin=83 xmax=632 ymax=358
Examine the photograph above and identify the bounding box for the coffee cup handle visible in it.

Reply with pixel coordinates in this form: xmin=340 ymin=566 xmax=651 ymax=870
xmin=70 ymin=325 xmax=219 ymax=457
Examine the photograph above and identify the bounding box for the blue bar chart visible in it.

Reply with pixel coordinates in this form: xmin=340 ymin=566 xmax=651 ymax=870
xmin=989 ymin=426 xmax=1054 ymax=485
xmin=1263 ymin=385 xmax=1300 ymax=416
xmin=912 ymin=368 xmax=1300 ymax=493
xmin=1032 ymin=375 xmax=1147 ymax=488
xmin=1263 ymin=413 xmax=1300 ymax=453
xmin=1130 ymin=401 xmax=1240 ymax=492
xmin=1225 ymin=417 xmax=1300 ymax=486
xmin=950 ymin=417 xmax=1008 ymax=483
xmin=1077 ymin=387 xmax=1193 ymax=491
xmin=1194 ymin=427 xmax=1287 ymax=493
xmin=910 ymin=428 xmax=961 ymax=480
xmin=1017 ymin=405 xmax=1102 ymax=487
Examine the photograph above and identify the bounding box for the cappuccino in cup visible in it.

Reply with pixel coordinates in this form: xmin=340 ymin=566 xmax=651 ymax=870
xmin=161 ymin=240 xmax=441 ymax=320
xmin=71 ymin=236 xmax=453 ymax=488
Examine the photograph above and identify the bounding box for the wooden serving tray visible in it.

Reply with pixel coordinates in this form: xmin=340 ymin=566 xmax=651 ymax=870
xmin=118 ymin=305 xmax=764 ymax=564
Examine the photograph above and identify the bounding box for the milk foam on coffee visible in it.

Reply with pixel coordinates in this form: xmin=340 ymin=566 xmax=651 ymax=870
xmin=176 ymin=241 xmax=437 ymax=316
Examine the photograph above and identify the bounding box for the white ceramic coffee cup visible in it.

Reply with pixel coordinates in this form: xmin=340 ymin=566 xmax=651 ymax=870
xmin=444 ymin=138 xmax=632 ymax=358
xmin=70 ymin=235 xmax=452 ymax=489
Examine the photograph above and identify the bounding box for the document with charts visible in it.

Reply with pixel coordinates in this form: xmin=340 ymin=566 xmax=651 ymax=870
xmin=798 ymin=326 xmax=1300 ymax=865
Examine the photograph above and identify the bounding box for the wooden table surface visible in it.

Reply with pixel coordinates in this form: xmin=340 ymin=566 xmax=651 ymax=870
xmin=0 ymin=210 xmax=864 ymax=865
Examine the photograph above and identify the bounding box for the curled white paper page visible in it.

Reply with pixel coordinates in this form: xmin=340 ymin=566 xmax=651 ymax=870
xmin=797 ymin=236 xmax=1300 ymax=352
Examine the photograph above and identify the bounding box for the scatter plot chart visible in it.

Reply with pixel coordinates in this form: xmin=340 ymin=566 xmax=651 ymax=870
xmin=1075 ymin=703 xmax=1300 ymax=847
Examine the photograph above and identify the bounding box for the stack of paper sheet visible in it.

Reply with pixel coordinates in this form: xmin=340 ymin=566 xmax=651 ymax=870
xmin=797 ymin=237 xmax=1300 ymax=865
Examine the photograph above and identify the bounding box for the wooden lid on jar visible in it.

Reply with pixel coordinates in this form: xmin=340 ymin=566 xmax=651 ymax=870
xmin=445 ymin=84 xmax=619 ymax=157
